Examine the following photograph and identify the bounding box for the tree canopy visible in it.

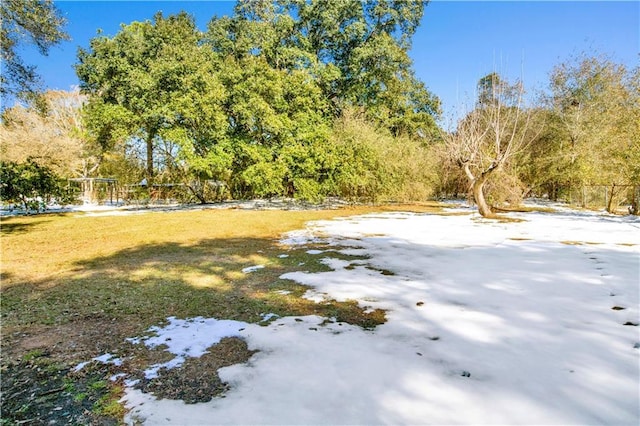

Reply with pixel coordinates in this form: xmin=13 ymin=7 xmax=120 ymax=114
xmin=529 ymin=54 xmax=640 ymax=211
xmin=74 ymin=1 xmax=441 ymax=202
xmin=0 ymin=89 xmax=99 ymax=178
xmin=0 ymin=0 xmax=69 ymax=104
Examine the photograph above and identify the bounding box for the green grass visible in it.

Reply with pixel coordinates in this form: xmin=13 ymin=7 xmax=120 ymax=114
xmin=21 ymin=349 xmax=46 ymax=361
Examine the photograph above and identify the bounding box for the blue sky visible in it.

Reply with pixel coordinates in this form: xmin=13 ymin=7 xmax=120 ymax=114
xmin=9 ymin=0 xmax=640 ymax=117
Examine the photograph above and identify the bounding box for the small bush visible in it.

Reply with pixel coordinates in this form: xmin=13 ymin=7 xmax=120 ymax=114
xmin=0 ymin=159 xmax=78 ymax=212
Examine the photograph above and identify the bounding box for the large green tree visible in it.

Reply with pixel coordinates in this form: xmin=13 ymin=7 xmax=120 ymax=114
xmin=76 ymin=12 xmax=223 ymax=185
xmin=295 ymin=0 xmax=440 ymax=136
xmin=208 ymin=0 xmax=440 ymax=137
xmin=77 ymin=10 xmax=333 ymax=200
xmin=76 ymin=2 xmax=441 ymax=202
xmin=0 ymin=0 xmax=69 ymax=104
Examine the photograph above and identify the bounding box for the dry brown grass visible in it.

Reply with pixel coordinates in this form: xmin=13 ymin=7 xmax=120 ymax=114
xmin=1 ymin=204 xmax=442 ymax=288
xmin=1 ymin=204 xmax=443 ymax=361
xmin=1 ymin=203 xmax=446 ymax=423
xmin=1 ymin=209 xmax=342 ymax=287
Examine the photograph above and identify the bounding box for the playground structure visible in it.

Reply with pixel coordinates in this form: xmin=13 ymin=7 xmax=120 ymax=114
xmin=68 ymin=178 xmax=118 ymax=204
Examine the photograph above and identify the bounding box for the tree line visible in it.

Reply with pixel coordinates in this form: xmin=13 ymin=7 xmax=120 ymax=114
xmin=1 ymin=0 xmax=638 ymax=215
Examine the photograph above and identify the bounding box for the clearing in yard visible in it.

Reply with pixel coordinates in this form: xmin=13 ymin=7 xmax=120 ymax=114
xmin=1 ymin=202 xmax=639 ymax=425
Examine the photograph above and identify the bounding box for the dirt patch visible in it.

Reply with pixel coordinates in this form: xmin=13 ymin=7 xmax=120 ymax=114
xmin=0 ymin=351 xmax=121 ymax=425
xmin=1 ymin=321 xmax=259 ymax=423
xmin=0 ymin=317 xmax=149 ymax=425
xmin=2 ymin=316 xmax=148 ymax=366
xmin=133 ymin=337 xmax=257 ymax=404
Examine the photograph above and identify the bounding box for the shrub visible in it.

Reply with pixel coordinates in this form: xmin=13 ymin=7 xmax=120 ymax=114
xmin=330 ymin=112 xmax=439 ymax=202
xmin=484 ymin=168 xmax=526 ymax=207
xmin=0 ymin=159 xmax=77 ymax=213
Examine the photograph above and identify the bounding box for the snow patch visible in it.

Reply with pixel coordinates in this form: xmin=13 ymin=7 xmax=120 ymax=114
xmin=128 ymin=316 xmax=248 ymax=379
xmin=73 ymin=353 xmax=123 ymax=372
xmin=260 ymin=313 xmax=279 ymax=322
xmin=120 ymin=209 xmax=638 ymax=425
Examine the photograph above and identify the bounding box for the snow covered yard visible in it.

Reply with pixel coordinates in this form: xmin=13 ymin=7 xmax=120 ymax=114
xmin=121 ymin=208 xmax=639 ymax=425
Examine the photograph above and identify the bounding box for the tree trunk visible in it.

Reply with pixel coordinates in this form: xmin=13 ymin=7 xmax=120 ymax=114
xmin=146 ymin=135 xmax=154 ymax=185
xmin=630 ymin=186 xmax=639 ymax=215
xmin=472 ymin=176 xmax=493 ymax=218
xmin=463 ymin=162 xmax=494 ymax=218
xmin=20 ymin=195 xmax=29 ymax=213
xmin=186 ymin=182 xmax=207 ymax=204
xmin=606 ymin=183 xmax=617 ymax=213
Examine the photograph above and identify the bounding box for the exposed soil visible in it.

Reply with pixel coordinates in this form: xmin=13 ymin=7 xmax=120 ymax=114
xmin=134 ymin=337 xmax=257 ymax=404
xmin=1 ymin=320 xmax=258 ymax=424
xmin=0 ymin=351 xmax=120 ymax=425
xmin=1 ymin=318 xmax=143 ymax=425
xmin=2 ymin=316 xmax=147 ymax=366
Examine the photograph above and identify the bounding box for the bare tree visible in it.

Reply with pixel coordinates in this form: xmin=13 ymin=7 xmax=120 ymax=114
xmin=0 ymin=88 xmax=101 ymax=178
xmin=443 ymin=73 xmax=537 ymax=217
